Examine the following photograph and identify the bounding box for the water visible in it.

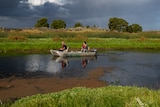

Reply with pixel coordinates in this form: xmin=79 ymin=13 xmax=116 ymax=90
xmin=99 ymin=51 xmax=160 ymax=89
xmin=0 ymin=54 xmax=97 ymax=78
xmin=0 ymin=51 xmax=160 ymax=89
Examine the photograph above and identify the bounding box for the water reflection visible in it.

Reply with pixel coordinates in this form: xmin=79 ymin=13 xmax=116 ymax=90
xmin=0 ymin=51 xmax=160 ymax=89
xmin=81 ymin=58 xmax=89 ymax=68
xmin=53 ymin=56 xmax=97 ymax=69
xmin=24 ymin=55 xmax=62 ymax=74
xmin=0 ymin=55 xmax=97 ymax=78
xmin=46 ymin=60 xmax=61 ymax=74
xmin=25 ymin=55 xmax=42 ymax=72
xmin=55 ymin=57 xmax=69 ymax=69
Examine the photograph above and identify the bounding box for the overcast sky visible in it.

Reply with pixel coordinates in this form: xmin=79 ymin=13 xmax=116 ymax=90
xmin=0 ymin=0 xmax=160 ymax=31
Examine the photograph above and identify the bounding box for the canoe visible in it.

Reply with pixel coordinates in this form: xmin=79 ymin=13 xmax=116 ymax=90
xmin=50 ymin=49 xmax=97 ymax=57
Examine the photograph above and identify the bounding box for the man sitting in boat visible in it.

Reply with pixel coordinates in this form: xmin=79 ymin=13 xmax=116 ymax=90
xmin=59 ymin=41 xmax=67 ymax=51
xmin=81 ymin=41 xmax=89 ymax=52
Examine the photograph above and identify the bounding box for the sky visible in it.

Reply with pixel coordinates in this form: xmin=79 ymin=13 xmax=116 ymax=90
xmin=0 ymin=0 xmax=160 ymax=31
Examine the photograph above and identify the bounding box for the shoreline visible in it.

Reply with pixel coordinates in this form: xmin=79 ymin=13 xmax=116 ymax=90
xmin=0 ymin=48 xmax=160 ymax=56
xmin=0 ymin=67 xmax=107 ymax=102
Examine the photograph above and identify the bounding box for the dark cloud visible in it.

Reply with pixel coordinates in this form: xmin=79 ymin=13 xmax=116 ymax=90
xmin=0 ymin=0 xmax=160 ymax=30
xmin=0 ymin=0 xmax=20 ymax=9
xmin=0 ymin=0 xmax=63 ymax=27
xmin=0 ymin=0 xmax=34 ymax=17
xmin=33 ymin=2 xmax=59 ymax=17
xmin=0 ymin=0 xmax=21 ymax=16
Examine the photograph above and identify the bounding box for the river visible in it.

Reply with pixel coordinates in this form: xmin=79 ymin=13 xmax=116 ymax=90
xmin=0 ymin=51 xmax=160 ymax=89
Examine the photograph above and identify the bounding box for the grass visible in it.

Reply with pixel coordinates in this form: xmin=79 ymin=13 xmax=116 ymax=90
xmin=1 ymin=86 xmax=160 ymax=107
xmin=0 ymin=28 xmax=160 ymax=54
xmin=0 ymin=38 xmax=160 ymax=54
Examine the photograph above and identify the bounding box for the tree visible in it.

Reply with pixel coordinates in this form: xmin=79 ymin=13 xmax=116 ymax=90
xmin=34 ymin=18 xmax=49 ymax=28
xmin=51 ymin=19 xmax=66 ymax=29
xmin=108 ymin=17 xmax=128 ymax=32
xmin=74 ymin=22 xmax=83 ymax=27
xmin=127 ymin=24 xmax=142 ymax=33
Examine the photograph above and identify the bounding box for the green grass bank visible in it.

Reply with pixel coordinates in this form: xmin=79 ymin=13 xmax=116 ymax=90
xmin=1 ymin=86 xmax=160 ymax=107
xmin=0 ymin=38 xmax=160 ymax=54
xmin=0 ymin=29 xmax=160 ymax=54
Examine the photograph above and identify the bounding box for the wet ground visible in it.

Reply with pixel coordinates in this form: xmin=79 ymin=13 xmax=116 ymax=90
xmin=0 ymin=67 xmax=107 ymax=102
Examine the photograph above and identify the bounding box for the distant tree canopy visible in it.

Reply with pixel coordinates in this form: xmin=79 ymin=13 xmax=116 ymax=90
xmin=74 ymin=22 xmax=83 ymax=27
xmin=108 ymin=17 xmax=142 ymax=32
xmin=34 ymin=17 xmax=142 ymax=32
xmin=51 ymin=20 xmax=66 ymax=29
xmin=127 ymin=24 xmax=142 ymax=33
xmin=34 ymin=18 xmax=49 ymax=28
xmin=108 ymin=17 xmax=128 ymax=32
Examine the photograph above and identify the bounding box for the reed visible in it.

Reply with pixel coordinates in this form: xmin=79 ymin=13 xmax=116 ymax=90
xmin=1 ymin=29 xmax=160 ymax=39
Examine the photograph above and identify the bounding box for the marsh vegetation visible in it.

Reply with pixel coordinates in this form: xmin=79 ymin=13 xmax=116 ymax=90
xmin=0 ymin=28 xmax=160 ymax=54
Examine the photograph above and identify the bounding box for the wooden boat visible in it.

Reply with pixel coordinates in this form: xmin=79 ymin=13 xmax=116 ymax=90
xmin=50 ymin=48 xmax=97 ymax=57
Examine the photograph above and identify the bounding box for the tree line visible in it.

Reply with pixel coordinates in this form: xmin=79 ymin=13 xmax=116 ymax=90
xmin=35 ymin=17 xmax=142 ymax=33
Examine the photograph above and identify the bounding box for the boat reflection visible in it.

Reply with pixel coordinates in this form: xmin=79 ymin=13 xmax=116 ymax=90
xmin=53 ymin=56 xmax=97 ymax=69
xmin=55 ymin=57 xmax=69 ymax=69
